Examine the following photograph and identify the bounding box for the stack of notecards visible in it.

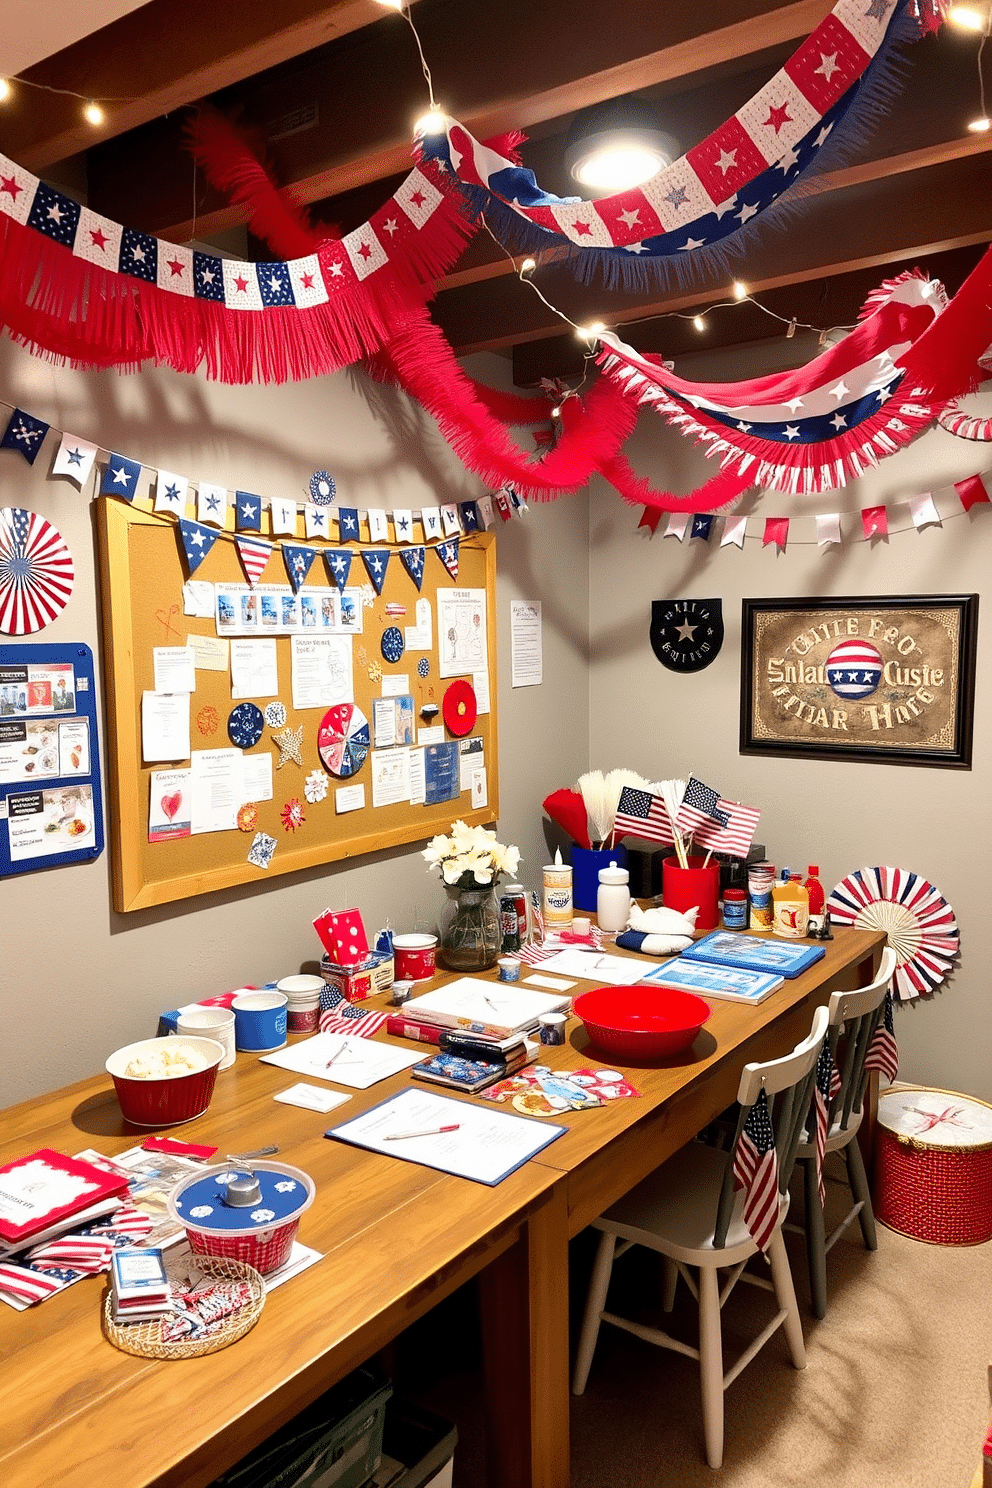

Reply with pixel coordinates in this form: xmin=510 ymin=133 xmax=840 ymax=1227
xmin=639 ymin=960 xmax=783 ymax=1003
xmin=110 ymin=1246 xmax=172 ymax=1325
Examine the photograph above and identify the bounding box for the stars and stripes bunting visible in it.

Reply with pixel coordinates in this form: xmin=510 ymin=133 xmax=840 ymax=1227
xmin=0 ymin=507 xmax=75 ymax=634
xmin=178 ymin=517 xmax=220 ymax=576
xmin=733 ymin=1089 xmax=781 ymax=1254
xmin=235 ymin=534 xmax=274 ymax=587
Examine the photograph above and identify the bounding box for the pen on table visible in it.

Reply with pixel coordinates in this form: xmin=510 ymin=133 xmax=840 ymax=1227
xmin=325 ymin=1039 xmax=349 ymax=1069
xmin=383 ymin=1124 xmax=461 ymax=1141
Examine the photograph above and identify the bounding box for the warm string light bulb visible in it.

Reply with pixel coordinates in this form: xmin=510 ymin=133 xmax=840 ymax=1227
xmin=948 ymin=4 xmax=988 ymax=30
xmin=692 ymin=314 xmax=707 ymax=332
xmin=968 ymin=114 xmax=991 ymax=130
xmin=83 ymin=101 xmax=104 ymax=126
xmin=519 ymin=258 xmax=537 ymax=276
xmin=0 ymin=79 xmax=10 ymax=103
xmin=733 ymin=280 xmax=748 ymax=300
xmin=414 ymin=108 xmax=446 ymax=135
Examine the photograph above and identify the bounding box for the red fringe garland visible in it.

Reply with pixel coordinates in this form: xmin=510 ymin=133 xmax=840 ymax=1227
xmin=378 ymin=312 xmax=638 ymax=495
xmin=597 ymin=453 xmax=753 ymax=514
xmin=186 ymin=108 xmax=329 ymax=261
xmin=900 ymin=241 xmax=992 ymax=400
xmin=0 ymin=167 xmax=474 ymax=384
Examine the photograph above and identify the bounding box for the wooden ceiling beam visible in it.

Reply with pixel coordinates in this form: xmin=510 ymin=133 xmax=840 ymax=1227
xmin=2 ymin=0 xmax=412 ymax=173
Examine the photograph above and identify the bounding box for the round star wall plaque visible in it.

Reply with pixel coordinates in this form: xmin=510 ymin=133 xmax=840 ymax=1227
xmin=650 ymin=599 xmax=724 ymax=673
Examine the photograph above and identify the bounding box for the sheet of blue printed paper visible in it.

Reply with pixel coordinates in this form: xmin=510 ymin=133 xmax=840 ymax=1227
xmin=424 ymin=740 xmax=460 ymax=803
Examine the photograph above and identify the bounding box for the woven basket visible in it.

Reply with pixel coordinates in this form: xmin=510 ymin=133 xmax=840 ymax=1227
xmin=876 ymin=1085 xmax=992 ymax=1246
xmin=103 ymin=1255 xmax=265 ymax=1359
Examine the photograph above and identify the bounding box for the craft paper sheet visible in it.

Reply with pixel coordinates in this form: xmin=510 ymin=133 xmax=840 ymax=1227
xmin=141 ymin=691 xmax=190 ymax=763
xmin=230 ymin=639 xmax=279 ymax=700
xmin=152 ymin=646 xmax=197 ymax=695
xmin=437 ymin=589 xmax=487 ymax=678
xmin=261 ymin=1032 xmax=422 ymax=1089
xmin=509 ymin=600 xmax=543 ymax=688
xmin=291 ymin=634 xmax=353 ymax=711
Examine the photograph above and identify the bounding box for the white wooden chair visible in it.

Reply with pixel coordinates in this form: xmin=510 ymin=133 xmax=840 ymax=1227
xmin=794 ymin=946 xmax=897 ymax=1318
xmin=572 ymin=1005 xmax=829 ymax=1470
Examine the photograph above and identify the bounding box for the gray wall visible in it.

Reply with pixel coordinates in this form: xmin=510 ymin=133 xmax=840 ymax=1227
xmin=587 ymin=337 xmax=990 ymax=1100
xmin=0 ymin=346 xmax=590 ymax=1104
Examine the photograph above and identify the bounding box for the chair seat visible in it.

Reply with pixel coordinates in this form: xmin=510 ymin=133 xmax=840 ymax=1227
xmin=597 ymin=1139 xmax=790 ymax=1265
xmin=797 ymin=1105 xmax=863 ymax=1159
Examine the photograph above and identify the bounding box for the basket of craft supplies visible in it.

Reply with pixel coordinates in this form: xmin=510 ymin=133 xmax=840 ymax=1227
xmin=875 ymin=1085 xmax=992 ymax=1245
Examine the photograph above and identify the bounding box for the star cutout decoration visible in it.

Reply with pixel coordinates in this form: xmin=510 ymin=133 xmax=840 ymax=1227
xmin=46 ymin=203 xmax=64 ymax=224
xmin=674 ymin=621 xmax=697 ymax=642
xmin=784 ymin=397 xmax=805 ymax=413
xmin=829 ymin=379 xmax=850 ymax=401
xmin=272 ymin=725 xmax=304 ymax=769
xmin=164 ymin=483 xmax=181 ymax=504
xmin=167 ymin=258 xmax=185 ymax=277
xmin=830 ymin=412 xmax=848 ymax=430
xmin=574 ymin=219 xmax=593 ymax=236
xmin=329 ymin=262 xmax=344 ymax=277
xmin=716 ymin=149 xmax=737 ymax=175
xmin=89 ymin=228 xmax=108 ymax=251
xmin=864 ymin=0 xmax=888 ymax=19
xmin=736 ymin=420 xmax=752 ymax=433
xmin=410 ymin=190 xmax=426 ymax=208
xmin=113 ymin=467 xmax=131 ymax=487
xmin=0 ymin=175 xmax=22 ymax=199
xmin=713 ymin=195 xmax=737 ymax=219
xmin=814 ymin=124 xmax=834 ymax=149
xmin=776 ymin=146 xmax=800 ymax=174
xmin=618 ymin=208 xmax=641 ymax=230
xmin=205 ymin=493 xmax=221 ymax=511
xmin=66 ymin=447 xmax=84 ymax=467
xmin=664 ymin=186 xmax=690 ymax=210
xmin=383 ymin=218 xmax=399 ymax=235
xmin=736 ymin=200 xmax=759 ymax=224
xmin=679 ymin=236 xmax=706 ymax=251
xmin=816 ymin=51 xmax=840 ymax=81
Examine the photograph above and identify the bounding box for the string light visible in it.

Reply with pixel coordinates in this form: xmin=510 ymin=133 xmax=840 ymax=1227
xmin=968 ymin=114 xmax=991 ymax=129
xmin=967 ymin=13 xmax=992 ymax=133
xmin=733 ymin=281 xmax=748 ymax=300
xmin=0 ymin=79 xmax=9 ymax=103
xmin=83 ymin=102 xmax=104 ymax=126
xmin=692 ymin=314 xmax=706 ymax=332
xmin=948 ymin=4 xmax=988 ymax=29
xmin=414 ymin=109 xmax=446 ymax=135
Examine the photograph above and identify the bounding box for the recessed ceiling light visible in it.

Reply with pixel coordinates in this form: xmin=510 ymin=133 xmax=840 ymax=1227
xmin=564 ymin=98 xmax=677 ymax=194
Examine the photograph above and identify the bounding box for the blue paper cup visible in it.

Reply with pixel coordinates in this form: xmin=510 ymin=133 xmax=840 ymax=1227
xmin=232 ymin=991 xmax=288 ymax=1052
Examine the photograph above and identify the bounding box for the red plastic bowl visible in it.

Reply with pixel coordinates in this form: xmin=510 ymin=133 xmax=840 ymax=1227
xmin=573 ymin=985 xmax=711 ymax=1060
xmin=106 ymin=1037 xmax=224 ymax=1126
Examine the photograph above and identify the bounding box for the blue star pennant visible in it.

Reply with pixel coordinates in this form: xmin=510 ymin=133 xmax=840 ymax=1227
xmin=361 ymin=547 xmax=391 ymax=595
xmin=119 ymin=227 xmax=157 ymax=282
xmin=1 ymin=409 xmax=50 ymax=465
xmin=27 ymin=182 xmax=80 ymax=248
xmin=690 ymin=514 xmax=715 ymax=541
xmin=100 ymin=453 xmax=142 ymax=500
xmin=459 ymin=501 xmax=481 ymax=532
xmin=193 ymin=252 xmax=225 ymax=301
xmin=435 ymin=538 xmax=459 ymax=581
xmin=338 ymin=507 xmax=360 ymax=541
xmin=400 ymin=545 xmax=426 ymax=590
xmin=256 ymin=262 xmax=295 ymax=307
xmin=178 ymin=518 xmax=220 ymax=576
xmin=235 ymin=491 xmax=262 ymax=531
xmin=324 ymin=549 xmax=353 ymax=591
xmin=282 ymin=542 xmax=318 ymax=593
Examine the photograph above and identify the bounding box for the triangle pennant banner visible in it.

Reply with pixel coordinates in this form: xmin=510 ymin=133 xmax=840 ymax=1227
xmin=436 ymin=538 xmax=460 ymax=580
xmin=361 ymin=547 xmax=392 ymax=594
xmin=178 ymin=518 xmax=220 ymax=576
xmin=400 ymin=545 xmax=426 ymax=590
xmin=236 ymin=534 xmax=274 ymax=587
xmin=325 ymin=549 xmax=353 ymax=591
xmin=282 ymin=542 xmax=318 ymax=593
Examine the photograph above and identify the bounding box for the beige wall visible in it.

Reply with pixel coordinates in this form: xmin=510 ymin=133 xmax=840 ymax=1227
xmin=0 ymin=346 xmax=590 ymax=1105
xmin=587 ymin=337 xmax=991 ymax=1100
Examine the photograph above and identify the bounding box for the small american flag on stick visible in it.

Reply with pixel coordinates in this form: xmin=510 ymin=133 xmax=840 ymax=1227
xmin=691 ymin=797 xmax=761 ymax=858
xmin=612 ymin=787 xmax=674 ymax=847
xmin=864 ymin=991 xmax=898 ymax=1083
xmin=733 ymin=1089 xmax=780 ymax=1253
xmin=675 ymin=777 xmax=728 ymax=837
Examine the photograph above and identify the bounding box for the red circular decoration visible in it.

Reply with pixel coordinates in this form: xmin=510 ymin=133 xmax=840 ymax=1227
xmin=317 ymin=703 xmax=370 ymax=777
xmin=442 ymin=679 xmax=477 ymax=737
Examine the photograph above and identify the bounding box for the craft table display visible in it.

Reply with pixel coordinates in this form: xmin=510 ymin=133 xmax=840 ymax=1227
xmin=0 ymin=923 xmax=885 ymax=1488
xmin=97 ymin=500 xmax=497 ymax=910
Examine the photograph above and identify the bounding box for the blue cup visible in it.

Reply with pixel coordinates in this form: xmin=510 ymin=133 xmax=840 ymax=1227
xmin=570 ymin=845 xmax=629 ymax=913
xmin=232 ymin=991 xmax=288 ymax=1052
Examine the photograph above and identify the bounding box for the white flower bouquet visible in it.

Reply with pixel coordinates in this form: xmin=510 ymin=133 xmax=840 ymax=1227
xmin=422 ymin=820 xmax=520 ymax=888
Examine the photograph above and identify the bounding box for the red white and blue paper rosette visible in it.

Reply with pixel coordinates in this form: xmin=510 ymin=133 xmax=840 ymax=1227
xmin=827 ymin=866 xmax=959 ymax=1002
xmin=0 ymin=507 xmax=74 ymax=634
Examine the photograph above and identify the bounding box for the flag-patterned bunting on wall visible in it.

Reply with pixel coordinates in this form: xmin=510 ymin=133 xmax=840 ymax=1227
xmin=361 ymin=547 xmax=391 ymax=594
xmin=400 ymin=545 xmax=426 ymax=589
xmin=52 ymin=434 xmax=97 ymax=487
xmin=1 ymin=409 xmax=49 ymax=465
xmin=338 ymin=507 xmax=360 ymax=541
xmin=459 ymin=501 xmax=480 ymax=532
xmin=235 ymin=491 xmax=262 ymax=531
xmin=304 ymin=503 xmax=330 ymax=539
xmin=282 ymin=543 xmax=317 ymax=593
xmin=197 ymin=482 xmax=228 ymax=527
xmin=178 ymin=517 xmax=220 ymax=576
xmin=154 ymin=470 xmax=188 ymax=514
xmin=325 ymin=549 xmax=353 ymax=590
xmin=435 ymin=538 xmax=459 ymax=580
xmin=100 ymin=453 xmax=142 ymax=501
xmin=690 ymin=514 xmax=714 ymax=541
xmin=235 ymin=534 xmax=274 ymax=586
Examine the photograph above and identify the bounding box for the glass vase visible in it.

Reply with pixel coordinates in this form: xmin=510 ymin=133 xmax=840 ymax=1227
xmin=438 ymin=881 xmax=502 ymax=972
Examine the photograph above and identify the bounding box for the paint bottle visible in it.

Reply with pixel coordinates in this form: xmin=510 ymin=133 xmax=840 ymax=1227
xmin=804 ymin=865 xmax=825 ymax=932
xmin=772 ymin=870 xmax=809 ymax=939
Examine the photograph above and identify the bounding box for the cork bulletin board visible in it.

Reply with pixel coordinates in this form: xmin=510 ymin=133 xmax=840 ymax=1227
xmin=97 ymin=499 xmax=498 ymax=911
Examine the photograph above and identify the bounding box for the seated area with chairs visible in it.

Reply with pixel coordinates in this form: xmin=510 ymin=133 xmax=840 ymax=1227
xmin=572 ymin=1004 xmax=830 ymax=1470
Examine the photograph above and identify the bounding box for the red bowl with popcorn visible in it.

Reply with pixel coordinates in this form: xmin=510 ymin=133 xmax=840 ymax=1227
xmin=167 ymin=1161 xmax=316 ymax=1274
xmin=106 ymin=1037 xmax=224 ymax=1126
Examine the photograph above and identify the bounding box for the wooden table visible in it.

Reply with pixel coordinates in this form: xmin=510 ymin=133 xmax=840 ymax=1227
xmin=0 ymin=926 xmax=883 ymax=1488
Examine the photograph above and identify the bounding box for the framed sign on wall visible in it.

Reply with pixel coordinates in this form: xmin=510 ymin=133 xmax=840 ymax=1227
xmin=740 ymin=594 xmax=978 ymax=769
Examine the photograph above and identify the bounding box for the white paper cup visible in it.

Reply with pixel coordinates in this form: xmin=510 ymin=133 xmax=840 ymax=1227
xmin=176 ymin=1007 xmax=236 ymax=1070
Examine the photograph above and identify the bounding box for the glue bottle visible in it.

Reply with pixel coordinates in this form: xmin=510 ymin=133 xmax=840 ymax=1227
xmin=597 ymin=860 xmax=631 ymax=936
xmin=772 ymin=870 xmax=809 ymax=939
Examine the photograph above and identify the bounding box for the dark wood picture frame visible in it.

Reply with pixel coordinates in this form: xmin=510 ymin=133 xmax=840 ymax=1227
xmin=740 ymin=594 xmax=978 ymax=769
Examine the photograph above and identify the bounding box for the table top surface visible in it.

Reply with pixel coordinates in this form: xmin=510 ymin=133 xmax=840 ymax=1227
xmin=0 ymin=923 xmax=884 ymax=1488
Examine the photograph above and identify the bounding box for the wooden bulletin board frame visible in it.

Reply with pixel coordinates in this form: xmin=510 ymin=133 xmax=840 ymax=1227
xmin=97 ymin=498 xmax=498 ymax=911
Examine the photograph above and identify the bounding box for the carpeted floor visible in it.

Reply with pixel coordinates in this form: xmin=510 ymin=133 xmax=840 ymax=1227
xmin=401 ymin=1161 xmax=991 ymax=1486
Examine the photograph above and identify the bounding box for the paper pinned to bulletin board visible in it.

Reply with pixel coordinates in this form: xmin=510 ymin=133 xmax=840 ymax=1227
xmin=97 ymin=501 xmax=498 ymax=911
xmin=0 ymin=642 xmax=105 ymax=877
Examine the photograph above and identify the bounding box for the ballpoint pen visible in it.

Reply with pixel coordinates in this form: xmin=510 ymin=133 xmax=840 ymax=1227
xmin=383 ymin=1124 xmax=460 ymax=1140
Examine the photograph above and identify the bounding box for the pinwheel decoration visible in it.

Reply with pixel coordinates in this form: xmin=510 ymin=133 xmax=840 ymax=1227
xmin=826 ymin=866 xmax=959 ymax=1002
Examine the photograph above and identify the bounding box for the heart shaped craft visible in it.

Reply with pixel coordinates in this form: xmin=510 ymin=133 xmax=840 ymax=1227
xmin=161 ymin=791 xmax=183 ymax=821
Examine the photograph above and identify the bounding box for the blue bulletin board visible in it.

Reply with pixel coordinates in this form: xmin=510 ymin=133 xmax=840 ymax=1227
xmin=0 ymin=642 xmax=105 ymax=877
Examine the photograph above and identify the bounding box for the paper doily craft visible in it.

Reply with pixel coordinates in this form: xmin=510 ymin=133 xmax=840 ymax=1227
xmin=0 ymin=507 xmax=75 ymax=634
xmin=227 ymin=703 xmax=264 ymax=750
xmin=826 ymin=866 xmax=960 ymax=1002
xmin=317 ymin=703 xmax=370 ymax=778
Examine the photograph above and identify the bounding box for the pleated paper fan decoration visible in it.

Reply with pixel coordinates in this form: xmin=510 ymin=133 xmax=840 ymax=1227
xmin=0 ymin=507 xmax=75 ymax=634
xmin=826 ymin=866 xmax=959 ymax=1002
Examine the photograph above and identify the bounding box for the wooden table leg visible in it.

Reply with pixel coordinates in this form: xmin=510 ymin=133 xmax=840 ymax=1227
xmin=479 ymin=1181 xmax=571 ymax=1488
